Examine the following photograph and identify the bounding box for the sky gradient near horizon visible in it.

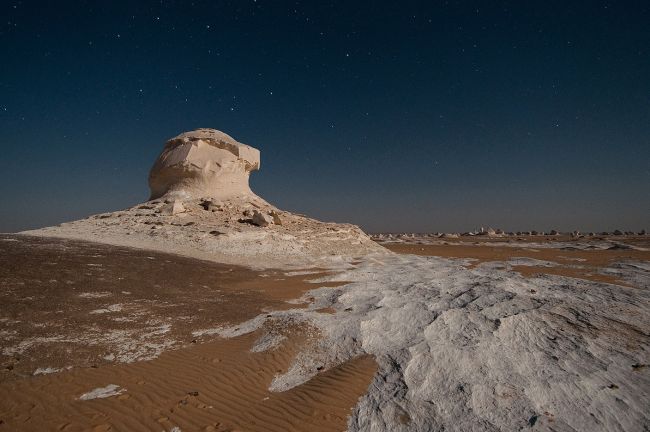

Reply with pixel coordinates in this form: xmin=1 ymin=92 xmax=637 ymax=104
xmin=1 ymin=1 xmax=649 ymax=233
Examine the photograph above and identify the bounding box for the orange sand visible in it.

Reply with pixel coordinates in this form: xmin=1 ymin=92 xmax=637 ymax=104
xmin=384 ymin=242 xmax=649 ymax=286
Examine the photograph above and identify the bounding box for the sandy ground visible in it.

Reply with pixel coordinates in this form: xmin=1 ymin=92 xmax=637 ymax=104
xmin=2 ymin=233 xmax=649 ymax=431
xmin=0 ymin=235 xmax=376 ymax=431
xmin=384 ymin=238 xmax=650 ymax=286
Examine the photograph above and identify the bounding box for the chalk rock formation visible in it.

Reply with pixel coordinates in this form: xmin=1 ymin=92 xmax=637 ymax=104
xmin=25 ymin=128 xmax=386 ymax=267
xmin=149 ymin=129 xmax=261 ymax=201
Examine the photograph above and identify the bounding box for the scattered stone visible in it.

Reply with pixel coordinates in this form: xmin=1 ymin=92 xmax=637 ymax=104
xmin=270 ymin=211 xmax=282 ymax=226
xmin=200 ymin=198 xmax=222 ymax=212
xmin=160 ymin=200 xmax=185 ymax=216
xmin=251 ymin=210 xmax=273 ymax=227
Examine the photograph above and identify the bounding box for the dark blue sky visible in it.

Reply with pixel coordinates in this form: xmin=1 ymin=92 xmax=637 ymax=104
xmin=1 ymin=1 xmax=648 ymax=233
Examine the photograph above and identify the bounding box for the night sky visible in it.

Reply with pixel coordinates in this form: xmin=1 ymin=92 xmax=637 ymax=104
xmin=1 ymin=1 xmax=648 ymax=233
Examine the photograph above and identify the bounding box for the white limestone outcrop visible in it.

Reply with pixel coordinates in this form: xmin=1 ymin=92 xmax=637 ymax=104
xmin=24 ymin=128 xmax=385 ymax=268
xmin=149 ymin=129 xmax=261 ymax=201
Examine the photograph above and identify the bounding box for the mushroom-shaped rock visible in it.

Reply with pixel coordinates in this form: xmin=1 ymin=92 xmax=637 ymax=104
xmin=148 ymin=128 xmax=261 ymax=201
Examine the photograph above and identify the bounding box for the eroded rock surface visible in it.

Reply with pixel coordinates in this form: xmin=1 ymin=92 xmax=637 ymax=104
xmin=213 ymin=252 xmax=650 ymax=432
xmin=149 ymin=128 xmax=261 ymax=201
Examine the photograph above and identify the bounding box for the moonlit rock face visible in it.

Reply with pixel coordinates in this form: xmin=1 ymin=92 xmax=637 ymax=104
xmin=148 ymin=128 xmax=261 ymax=201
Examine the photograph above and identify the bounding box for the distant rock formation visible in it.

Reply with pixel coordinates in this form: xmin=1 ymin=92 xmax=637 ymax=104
xmin=149 ymin=129 xmax=261 ymax=201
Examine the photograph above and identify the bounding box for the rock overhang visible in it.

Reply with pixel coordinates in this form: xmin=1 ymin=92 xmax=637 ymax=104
xmin=148 ymin=128 xmax=261 ymax=200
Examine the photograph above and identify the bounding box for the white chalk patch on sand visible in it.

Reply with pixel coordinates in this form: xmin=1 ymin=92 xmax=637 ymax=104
xmin=251 ymin=332 xmax=287 ymax=353
xmin=3 ymin=335 xmax=79 ymax=356
xmin=79 ymin=384 xmax=125 ymax=400
xmin=284 ymin=270 xmax=323 ymax=276
xmin=33 ymin=367 xmax=61 ymax=375
xmin=78 ymin=292 xmax=112 ymax=298
xmin=97 ymin=324 xmax=174 ymax=363
xmin=89 ymin=304 xmax=123 ymax=314
xmin=558 ymin=256 xmax=588 ymax=262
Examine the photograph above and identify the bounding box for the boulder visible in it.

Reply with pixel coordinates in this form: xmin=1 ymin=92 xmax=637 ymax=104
xmin=199 ymin=198 xmax=222 ymax=212
xmin=270 ymin=211 xmax=282 ymax=226
xmin=160 ymin=200 xmax=185 ymax=215
xmin=251 ymin=210 xmax=273 ymax=227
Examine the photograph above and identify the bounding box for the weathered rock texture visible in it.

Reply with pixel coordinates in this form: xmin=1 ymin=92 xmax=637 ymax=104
xmin=149 ymin=129 xmax=261 ymax=201
xmin=24 ymin=128 xmax=385 ymax=268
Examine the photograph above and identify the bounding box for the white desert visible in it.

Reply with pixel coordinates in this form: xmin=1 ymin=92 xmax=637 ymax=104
xmin=1 ymin=129 xmax=648 ymax=432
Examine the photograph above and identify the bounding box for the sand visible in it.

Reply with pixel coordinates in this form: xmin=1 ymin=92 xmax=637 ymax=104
xmin=384 ymin=239 xmax=650 ymax=286
xmin=0 ymin=324 xmax=376 ymax=432
xmin=2 ymin=233 xmax=649 ymax=431
xmin=0 ymin=234 xmax=376 ymax=431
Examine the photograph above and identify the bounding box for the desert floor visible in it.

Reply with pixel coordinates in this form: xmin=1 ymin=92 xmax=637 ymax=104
xmin=383 ymin=236 xmax=650 ymax=286
xmin=0 ymin=235 xmax=375 ymax=431
xmin=1 ymin=234 xmax=648 ymax=431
